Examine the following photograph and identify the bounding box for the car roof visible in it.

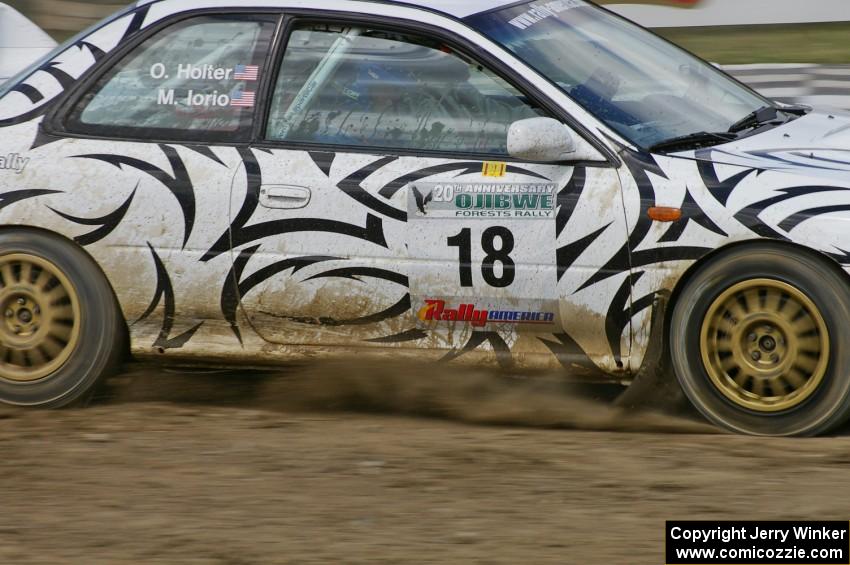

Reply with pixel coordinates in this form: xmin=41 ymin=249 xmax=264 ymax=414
xmin=370 ymin=0 xmax=520 ymax=18
xmin=135 ymin=0 xmax=523 ymax=19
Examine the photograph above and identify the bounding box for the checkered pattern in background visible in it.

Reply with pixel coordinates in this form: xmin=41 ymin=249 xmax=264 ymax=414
xmin=727 ymin=64 xmax=850 ymax=110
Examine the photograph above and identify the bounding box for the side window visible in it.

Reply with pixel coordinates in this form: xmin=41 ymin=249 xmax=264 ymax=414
xmin=66 ymin=15 xmax=277 ymax=140
xmin=266 ymin=24 xmax=547 ymax=155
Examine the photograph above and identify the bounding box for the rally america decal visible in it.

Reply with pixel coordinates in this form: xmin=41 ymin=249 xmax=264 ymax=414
xmin=418 ymin=299 xmax=558 ymax=328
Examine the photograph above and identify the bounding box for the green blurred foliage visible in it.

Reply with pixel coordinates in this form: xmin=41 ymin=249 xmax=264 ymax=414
xmin=658 ymin=23 xmax=850 ymax=64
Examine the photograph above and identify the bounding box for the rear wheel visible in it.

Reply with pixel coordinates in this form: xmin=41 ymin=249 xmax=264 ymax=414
xmin=670 ymin=244 xmax=850 ymax=436
xmin=0 ymin=230 xmax=124 ymax=407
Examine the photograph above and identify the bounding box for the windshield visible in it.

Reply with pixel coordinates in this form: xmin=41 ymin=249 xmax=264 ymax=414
xmin=468 ymin=0 xmax=770 ymax=149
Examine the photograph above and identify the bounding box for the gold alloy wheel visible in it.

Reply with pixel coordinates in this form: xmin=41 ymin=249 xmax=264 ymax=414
xmin=0 ymin=253 xmax=81 ymax=382
xmin=700 ymin=278 xmax=830 ymax=412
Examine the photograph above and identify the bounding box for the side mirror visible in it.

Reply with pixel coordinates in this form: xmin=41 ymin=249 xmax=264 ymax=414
xmin=507 ymin=117 xmax=603 ymax=163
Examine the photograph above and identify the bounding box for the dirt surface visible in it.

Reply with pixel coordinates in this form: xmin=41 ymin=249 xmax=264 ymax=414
xmin=1 ymin=361 xmax=849 ymax=564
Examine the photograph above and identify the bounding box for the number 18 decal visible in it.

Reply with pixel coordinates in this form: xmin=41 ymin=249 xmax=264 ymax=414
xmin=447 ymin=226 xmax=515 ymax=288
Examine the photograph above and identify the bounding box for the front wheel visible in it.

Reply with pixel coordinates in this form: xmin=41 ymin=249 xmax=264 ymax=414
xmin=0 ymin=230 xmax=124 ymax=407
xmin=670 ymin=244 xmax=850 ymax=436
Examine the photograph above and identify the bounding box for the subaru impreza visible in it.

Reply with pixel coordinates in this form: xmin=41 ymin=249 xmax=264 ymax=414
xmin=2 ymin=0 xmax=850 ymax=436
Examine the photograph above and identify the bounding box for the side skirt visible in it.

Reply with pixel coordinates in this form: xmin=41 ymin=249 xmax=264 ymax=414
xmin=615 ymin=290 xmax=686 ymax=409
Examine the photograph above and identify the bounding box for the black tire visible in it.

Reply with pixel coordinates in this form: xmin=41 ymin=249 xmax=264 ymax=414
xmin=0 ymin=230 xmax=124 ymax=407
xmin=670 ymin=244 xmax=850 ymax=436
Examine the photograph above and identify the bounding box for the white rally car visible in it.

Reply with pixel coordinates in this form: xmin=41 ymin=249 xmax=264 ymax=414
xmin=2 ymin=0 xmax=850 ymax=436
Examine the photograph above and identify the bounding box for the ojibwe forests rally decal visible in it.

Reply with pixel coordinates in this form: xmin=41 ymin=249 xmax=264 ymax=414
xmin=409 ymin=180 xmax=557 ymax=220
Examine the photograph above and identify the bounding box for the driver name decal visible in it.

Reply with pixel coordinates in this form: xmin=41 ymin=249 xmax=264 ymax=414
xmin=149 ymin=63 xmax=259 ymax=82
xmin=150 ymin=61 xmax=260 ymax=109
xmin=156 ymin=89 xmax=255 ymax=107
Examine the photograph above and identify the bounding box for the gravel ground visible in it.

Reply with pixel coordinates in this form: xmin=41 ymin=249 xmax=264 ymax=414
xmin=1 ymin=362 xmax=848 ymax=564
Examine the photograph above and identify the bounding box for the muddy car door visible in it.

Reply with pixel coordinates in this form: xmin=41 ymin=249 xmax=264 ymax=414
xmin=236 ymin=19 xmax=628 ymax=367
xmin=408 ymin=156 xmax=628 ymax=371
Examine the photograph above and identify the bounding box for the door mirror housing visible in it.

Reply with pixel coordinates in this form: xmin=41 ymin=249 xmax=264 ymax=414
xmin=507 ymin=117 xmax=603 ymax=162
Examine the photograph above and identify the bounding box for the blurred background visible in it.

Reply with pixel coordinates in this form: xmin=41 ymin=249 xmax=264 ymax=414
xmin=5 ymin=0 xmax=848 ymax=62
xmin=601 ymin=0 xmax=850 ymax=108
xmin=5 ymin=0 xmax=118 ymax=40
xmin=6 ymin=0 xmax=850 ymax=108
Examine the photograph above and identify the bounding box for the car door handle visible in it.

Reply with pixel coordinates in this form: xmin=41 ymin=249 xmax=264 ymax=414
xmin=259 ymin=185 xmax=311 ymax=209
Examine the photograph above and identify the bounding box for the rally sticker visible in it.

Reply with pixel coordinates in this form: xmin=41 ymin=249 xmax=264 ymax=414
xmin=482 ymin=161 xmax=507 ymax=177
xmin=410 ymin=181 xmax=556 ymax=220
xmin=507 ymin=0 xmax=584 ymax=30
xmin=417 ymin=298 xmax=558 ymax=328
xmin=0 ymin=153 xmax=29 ymax=174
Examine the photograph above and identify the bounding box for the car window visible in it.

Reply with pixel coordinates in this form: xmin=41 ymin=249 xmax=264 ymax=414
xmin=469 ymin=1 xmax=769 ymax=149
xmin=66 ymin=15 xmax=277 ymax=140
xmin=266 ymin=24 xmax=547 ymax=155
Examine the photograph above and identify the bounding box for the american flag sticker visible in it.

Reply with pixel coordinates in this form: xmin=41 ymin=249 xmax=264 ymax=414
xmin=230 ymin=90 xmax=256 ymax=108
xmin=233 ymin=64 xmax=259 ymax=81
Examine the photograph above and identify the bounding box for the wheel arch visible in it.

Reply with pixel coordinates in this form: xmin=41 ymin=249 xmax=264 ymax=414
xmin=659 ymin=238 xmax=850 ymax=435
xmin=0 ymin=224 xmax=131 ymax=359
xmin=664 ymin=238 xmax=850 ymax=346
xmin=619 ymin=239 xmax=850 ymax=411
